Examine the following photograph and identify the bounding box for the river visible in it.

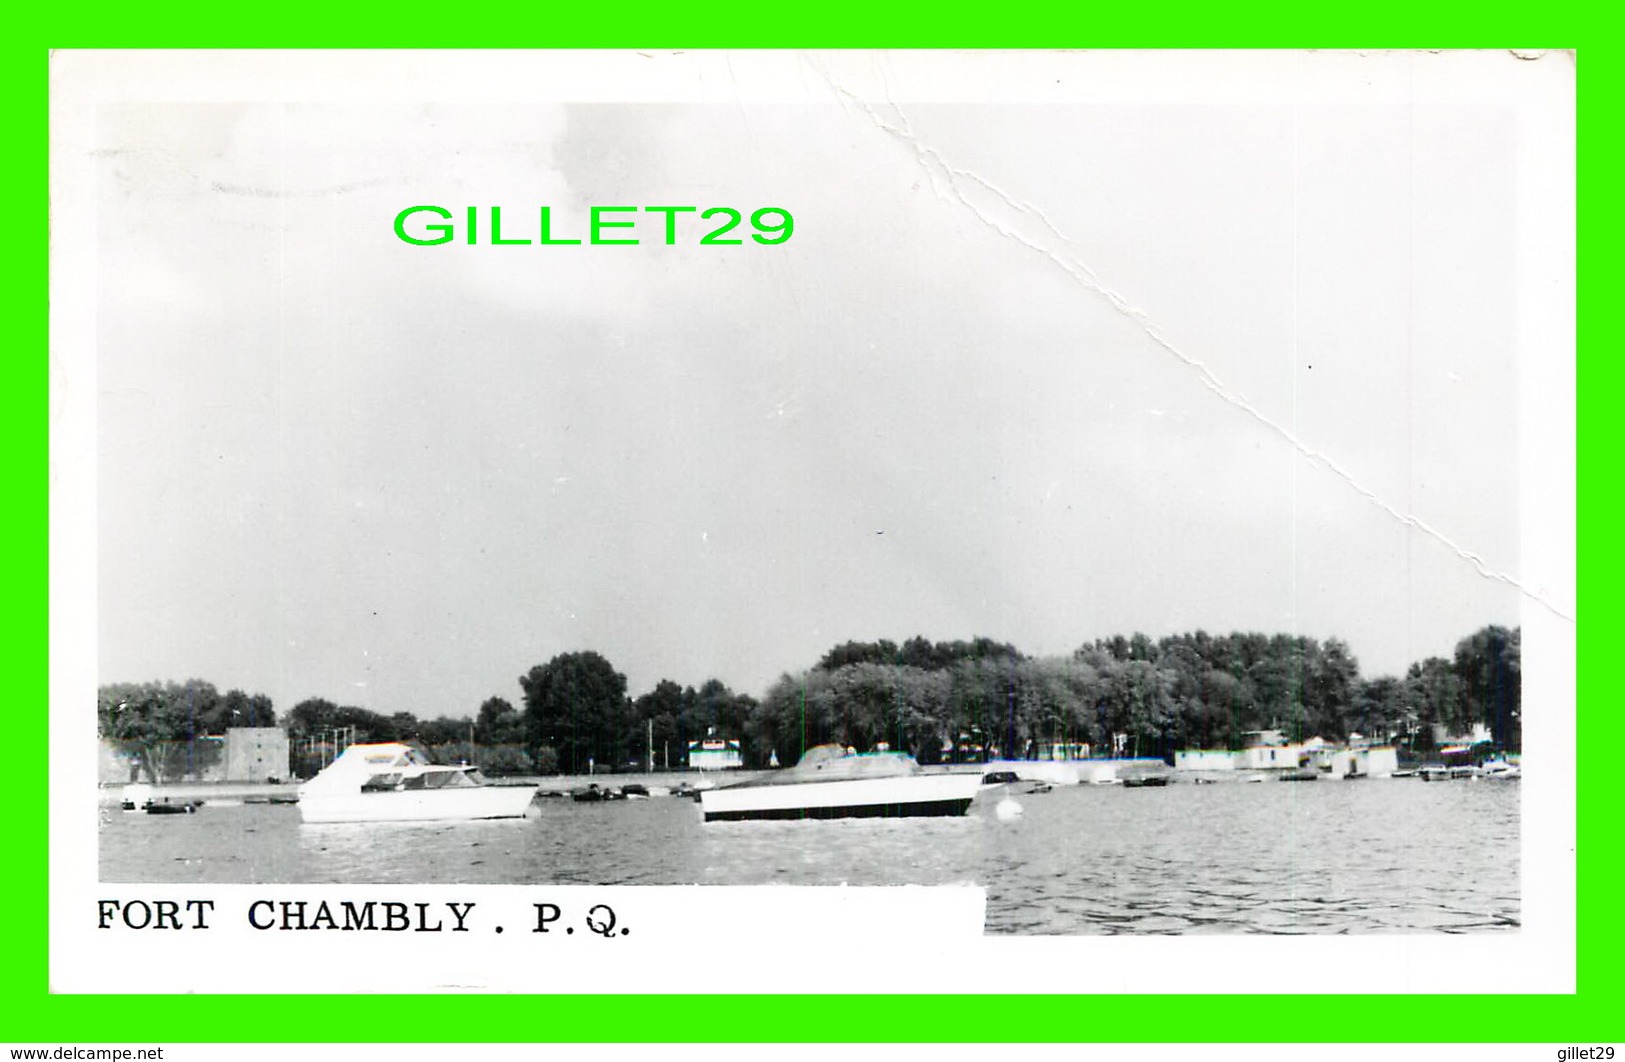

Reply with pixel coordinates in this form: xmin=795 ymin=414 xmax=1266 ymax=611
xmin=99 ymin=775 xmax=1519 ymax=934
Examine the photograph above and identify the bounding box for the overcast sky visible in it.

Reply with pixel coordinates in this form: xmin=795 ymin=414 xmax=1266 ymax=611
xmin=88 ymin=52 xmax=1567 ymax=719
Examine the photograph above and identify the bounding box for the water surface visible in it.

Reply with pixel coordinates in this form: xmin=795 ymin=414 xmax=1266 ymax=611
xmin=99 ymin=777 xmax=1520 ymax=934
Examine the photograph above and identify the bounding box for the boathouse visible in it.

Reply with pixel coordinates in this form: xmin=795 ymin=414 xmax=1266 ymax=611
xmin=1173 ymin=749 xmax=1239 ymax=770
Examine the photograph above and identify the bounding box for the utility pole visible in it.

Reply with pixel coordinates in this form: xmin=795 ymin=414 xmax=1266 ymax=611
xmin=647 ymin=719 xmax=654 ymax=775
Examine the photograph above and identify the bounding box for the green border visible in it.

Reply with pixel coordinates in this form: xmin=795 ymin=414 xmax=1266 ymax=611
xmin=21 ymin=14 xmax=1600 ymax=1046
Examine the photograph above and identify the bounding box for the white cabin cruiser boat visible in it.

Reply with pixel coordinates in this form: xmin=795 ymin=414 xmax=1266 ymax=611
xmin=299 ymin=742 xmax=537 ymax=824
xmin=698 ymin=744 xmax=981 ymax=822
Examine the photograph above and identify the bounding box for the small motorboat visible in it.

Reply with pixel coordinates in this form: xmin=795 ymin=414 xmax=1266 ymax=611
xmin=1122 ymin=775 xmax=1170 ymax=788
xmin=298 ymin=742 xmax=537 ymax=824
xmin=143 ymin=799 xmax=200 ymax=815
xmin=572 ymin=784 xmax=606 ymax=803
xmin=699 ymin=745 xmax=981 ymax=822
xmin=120 ymin=783 xmax=152 ymax=811
xmin=1480 ymin=760 xmax=1521 ymax=780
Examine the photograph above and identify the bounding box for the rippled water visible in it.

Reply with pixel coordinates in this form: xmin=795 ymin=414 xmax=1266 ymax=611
xmin=99 ymin=777 xmax=1519 ymax=934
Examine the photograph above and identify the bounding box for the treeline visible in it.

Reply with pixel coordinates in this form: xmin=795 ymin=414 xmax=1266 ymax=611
xmin=280 ymin=627 xmax=1519 ymax=774
xmin=268 ymin=652 xmax=761 ymax=778
xmin=748 ymin=627 xmax=1521 ymax=765
xmin=96 ymin=625 xmax=1520 ymax=781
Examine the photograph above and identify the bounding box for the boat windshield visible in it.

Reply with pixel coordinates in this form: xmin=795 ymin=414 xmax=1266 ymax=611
xmin=359 ymin=746 xmax=431 ymax=768
xmin=754 ymin=744 xmax=921 ymax=784
xmin=401 ymin=769 xmax=480 ymax=790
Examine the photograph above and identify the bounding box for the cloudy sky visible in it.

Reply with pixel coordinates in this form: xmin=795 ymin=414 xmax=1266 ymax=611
xmin=84 ymin=51 xmax=1570 ymax=719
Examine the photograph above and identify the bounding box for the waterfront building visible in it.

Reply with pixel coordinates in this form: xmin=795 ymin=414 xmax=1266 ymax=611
xmin=224 ymin=726 xmax=290 ymax=782
xmin=1432 ymin=722 xmax=1494 ymax=748
xmin=688 ymin=734 xmax=744 ymax=771
xmin=1236 ymin=742 xmax=1306 ymax=770
xmin=1175 ymin=739 xmax=1399 ymax=778
xmin=98 ymin=727 xmax=291 ymax=784
xmin=1356 ymin=746 xmax=1399 ymax=777
xmin=1173 ymin=749 xmax=1239 ymax=771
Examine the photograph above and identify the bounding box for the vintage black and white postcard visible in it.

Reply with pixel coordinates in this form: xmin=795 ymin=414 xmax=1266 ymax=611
xmin=49 ymin=49 xmax=1575 ymax=993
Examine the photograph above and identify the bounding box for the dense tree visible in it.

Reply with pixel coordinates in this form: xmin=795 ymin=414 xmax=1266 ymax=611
xmin=1303 ymin=637 xmax=1360 ymax=740
xmin=476 ymin=696 xmax=525 ymax=745
xmin=817 ymin=640 xmax=901 ymax=671
xmin=1455 ymin=626 xmax=1521 ymax=749
xmin=1352 ymin=676 xmax=1406 ymax=742
xmin=1405 ymin=657 xmax=1465 ymax=749
xmin=1193 ymin=669 xmax=1244 ymax=748
xmin=753 ymin=625 xmax=1521 ymax=763
xmin=285 ymin=698 xmax=397 ymax=743
xmin=214 ymin=689 xmax=277 ymax=731
xmin=519 ymin=651 xmax=628 ymax=774
xmin=633 ymin=680 xmax=690 ymax=769
xmin=817 ymin=636 xmax=1023 ymax=672
xmin=418 ymin=715 xmax=472 ymax=746
xmin=1102 ymin=659 xmax=1177 ymax=757
xmin=98 ymin=679 xmax=214 ymax=782
xmin=97 ymin=679 xmax=276 ymax=782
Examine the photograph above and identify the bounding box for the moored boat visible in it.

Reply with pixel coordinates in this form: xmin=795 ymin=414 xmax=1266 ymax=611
xmin=120 ymin=783 xmax=152 ymax=811
xmin=143 ymin=799 xmax=201 ymax=815
xmin=298 ymin=742 xmax=537 ymax=824
xmin=698 ymin=745 xmax=981 ymax=823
